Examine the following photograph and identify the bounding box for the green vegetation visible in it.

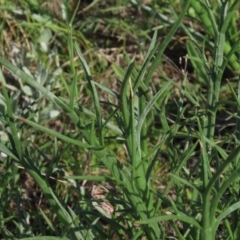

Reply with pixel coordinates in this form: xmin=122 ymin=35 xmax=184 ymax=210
xmin=0 ymin=0 xmax=240 ymax=239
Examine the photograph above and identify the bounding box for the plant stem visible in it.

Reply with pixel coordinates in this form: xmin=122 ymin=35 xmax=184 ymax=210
xmin=202 ymin=1 xmax=229 ymax=240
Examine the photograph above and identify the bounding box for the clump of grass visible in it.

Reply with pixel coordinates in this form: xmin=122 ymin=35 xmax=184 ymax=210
xmin=0 ymin=0 xmax=240 ymax=239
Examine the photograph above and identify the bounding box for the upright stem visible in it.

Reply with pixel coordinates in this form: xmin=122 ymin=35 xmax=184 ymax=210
xmin=202 ymin=2 xmax=228 ymax=240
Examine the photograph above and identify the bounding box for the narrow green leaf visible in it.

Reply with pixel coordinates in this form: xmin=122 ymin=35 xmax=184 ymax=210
xmin=65 ymin=175 xmax=113 ymax=181
xmin=210 ymin=168 xmax=240 ymax=222
xmin=144 ymin=0 xmax=191 ymax=85
xmin=136 ymin=213 xmax=201 ymax=229
xmin=2 ymin=85 xmax=22 ymax=160
xmin=15 ymin=116 xmax=91 ymax=148
xmin=0 ymin=57 xmax=56 ymax=102
xmin=120 ymin=60 xmax=135 ymax=127
xmin=0 ymin=143 xmax=19 ymax=161
xmin=39 ymin=208 xmax=56 ymax=233
xmin=137 ymin=80 xmax=172 ymax=147
xmin=75 ymin=43 xmax=103 ymax=145
xmin=171 ymin=174 xmax=200 ymax=193
xmin=214 ymin=201 xmax=240 ymax=232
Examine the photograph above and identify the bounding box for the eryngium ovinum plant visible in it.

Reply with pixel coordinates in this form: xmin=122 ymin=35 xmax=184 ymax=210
xmin=0 ymin=0 xmax=240 ymax=239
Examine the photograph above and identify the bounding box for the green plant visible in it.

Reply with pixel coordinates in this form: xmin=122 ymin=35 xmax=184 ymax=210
xmin=0 ymin=0 xmax=240 ymax=239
